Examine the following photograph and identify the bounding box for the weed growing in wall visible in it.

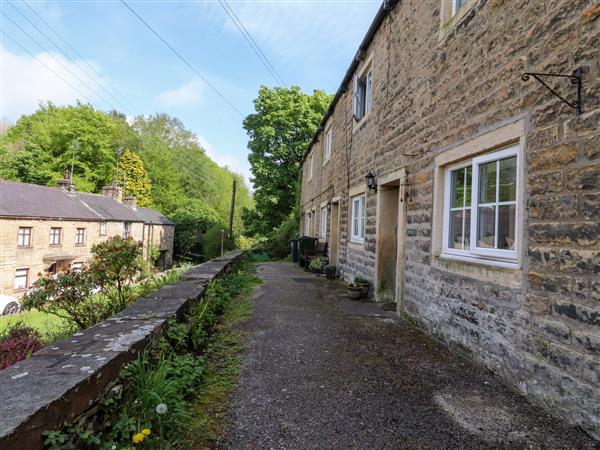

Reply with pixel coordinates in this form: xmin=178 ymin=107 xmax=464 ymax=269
xmin=42 ymin=259 xmax=258 ymax=450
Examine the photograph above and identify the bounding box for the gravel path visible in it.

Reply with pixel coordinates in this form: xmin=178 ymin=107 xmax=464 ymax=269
xmin=223 ymin=262 xmax=596 ymax=450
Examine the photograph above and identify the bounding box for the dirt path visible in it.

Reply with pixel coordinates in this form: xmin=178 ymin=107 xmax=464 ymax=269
xmin=223 ymin=262 xmax=596 ymax=450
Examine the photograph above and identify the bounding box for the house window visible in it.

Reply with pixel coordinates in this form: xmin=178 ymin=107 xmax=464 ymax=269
xmin=443 ymin=145 xmax=518 ymax=262
xmin=99 ymin=221 xmax=107 ymax=236
xmin=309 ymin=153 xmax=314 ymax=181
xmin=14 ymin=269 xmax=28 ymax=290
xmin=451 ymin=0 xmax=466 ymax=16
xmin=18 ymin=227 xmax=32 ymax=247
xmin=49 ymin=227 xmax=62 ymax=245
xmin=76 ymin=228 xmax=85 ymax=245
xmin=324 ymin=129 xmax=332 ymax=162
xmin=320 ymin=206 xmax=328 ymax=239
xmin=353 ymin=69 xmax=372 ymax=121
xmin=71 ymin=261 xmax=83 ymax=273
xmin=305 ymin=213 xmax=311 ymax=236
xmin=351 ymin=195 xmax=366 ymax=242
xmin=124 ymin=222 xmax=131 ymax=239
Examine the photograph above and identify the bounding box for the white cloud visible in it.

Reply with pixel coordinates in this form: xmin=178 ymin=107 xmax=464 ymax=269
xmin=155 ymin=80 xmax=203 ymax=108
xmin=0 ymin=46 xmax=109 ymax=121
xmin=204 ymin=1 xmax=378 ymax=67
xmin=197 ymin=134 xmax=253 ymax=190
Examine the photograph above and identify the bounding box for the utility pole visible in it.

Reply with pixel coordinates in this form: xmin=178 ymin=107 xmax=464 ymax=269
xmin=228 ymin=179 xmax=237 ymax=238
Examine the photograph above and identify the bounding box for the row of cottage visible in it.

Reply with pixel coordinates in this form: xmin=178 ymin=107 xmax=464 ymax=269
xmin=300 ymin=0 xmax=600 ymax=439
xmin=0 ymin=175 xmax=175 ymax=299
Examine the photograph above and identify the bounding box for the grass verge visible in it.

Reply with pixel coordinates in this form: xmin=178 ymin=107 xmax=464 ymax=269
xmin=184 ymin=266 xmax=260 ymax=449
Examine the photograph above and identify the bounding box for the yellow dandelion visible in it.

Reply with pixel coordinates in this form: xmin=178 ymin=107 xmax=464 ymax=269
xmin=132 ymin=432 xmax=145 ymax=443
xmin=142 ymin=428 xmax=151 ymax=436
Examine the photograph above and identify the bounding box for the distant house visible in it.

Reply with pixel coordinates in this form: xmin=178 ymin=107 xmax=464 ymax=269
xmin=0 ymin=175 xmax=175 ymax=297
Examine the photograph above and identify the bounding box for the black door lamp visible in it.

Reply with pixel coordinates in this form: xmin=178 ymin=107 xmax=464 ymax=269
xmin=365 ymin=170 xmax=377 ymax=193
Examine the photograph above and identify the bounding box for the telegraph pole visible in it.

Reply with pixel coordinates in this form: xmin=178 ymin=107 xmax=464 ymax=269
xmin=228 ymin=179 xmax=237 ymax=238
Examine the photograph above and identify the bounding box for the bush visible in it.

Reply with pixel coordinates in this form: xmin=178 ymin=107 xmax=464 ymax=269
xmin=264 ymin=214 xmax=298 ymax=258
xmin=0 ymin=322 xmax=43 ymax=370
xmin=308 ymin=256 xmax=328 ymax=273
xmin=22 ymin=268 xmax=111 ymax=330
xmin=202 ymin=223 xmax=235 ymax=260
xmin=89 ymin=236 xmax=143 ymax=310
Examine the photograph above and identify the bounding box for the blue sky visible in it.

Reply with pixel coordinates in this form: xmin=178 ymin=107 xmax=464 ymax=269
xmin=1 ymin=0 xmax=381 ymax=188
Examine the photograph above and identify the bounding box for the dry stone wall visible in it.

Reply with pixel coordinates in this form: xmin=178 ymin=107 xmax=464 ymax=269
xmin=301 ymin=0 xmax=600 ymax=439
xmin=0 ymin=251 xmax=244 ymax=450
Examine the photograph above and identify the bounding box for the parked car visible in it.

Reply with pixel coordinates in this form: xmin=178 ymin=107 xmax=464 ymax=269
xmin=0 ymin=294 xmax=20 ymax=315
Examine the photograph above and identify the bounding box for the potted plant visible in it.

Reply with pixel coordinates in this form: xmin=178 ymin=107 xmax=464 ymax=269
xmin=308 ymin=256 xmax=328 ymax=274
xmin=324 ymin=265 xmax=337 ymax=280
xmin=347 ymin=282 xmax=362 ymax=300
xmin=354 ymin=277 xmax=371 ymax=298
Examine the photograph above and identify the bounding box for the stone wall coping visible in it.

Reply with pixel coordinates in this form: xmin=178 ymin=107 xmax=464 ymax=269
xmin=0 ymin=251 xmax=245 ymax=450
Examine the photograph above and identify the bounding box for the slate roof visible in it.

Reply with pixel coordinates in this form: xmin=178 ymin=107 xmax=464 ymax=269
xmin=75 ymin=192 xmax=141 ymax=222
xmin=0 ymin=181 xmax=98 ymax=220
xmin=0 ymin=181 xmax=172 ymax=226
xmin=134 ymin=207 xmax=176 ymax=226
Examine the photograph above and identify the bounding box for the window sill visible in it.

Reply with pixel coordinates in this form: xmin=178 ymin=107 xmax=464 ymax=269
xmin=352 ymin=112 xmax=371 ymax=133
xmin=49 ymin=244 xmax=62 ymax=247
xmin=432 ymin=253 xmax=522 ymax=288
xmin=349 ymin=239 xmax=365 ymax=246
xmin=75 ymin=244 xmax=85 ymax=247
xmin=17 ymin=246 xmax=33 ymax=249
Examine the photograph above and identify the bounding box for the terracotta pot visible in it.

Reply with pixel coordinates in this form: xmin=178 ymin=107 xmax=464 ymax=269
xmin=358 ymin=283 xmax=370 ymax=298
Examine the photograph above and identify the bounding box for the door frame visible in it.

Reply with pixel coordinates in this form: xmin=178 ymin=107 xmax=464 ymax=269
xmin=329 ymin=197 xmax=341 ymax=267
xmin=374 ymin=167 xmax=407 ymax=312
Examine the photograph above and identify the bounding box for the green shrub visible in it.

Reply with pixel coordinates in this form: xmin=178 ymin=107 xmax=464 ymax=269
xmin=308 ymin=256 xmax=328 ymax=273
xmin=202 ymin=223 xmax=235 ymax=260
xmin=264 ymin=214 xmax=298 ymax=258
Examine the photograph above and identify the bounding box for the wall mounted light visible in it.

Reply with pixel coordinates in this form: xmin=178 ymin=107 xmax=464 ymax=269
xmin=327 ymin=201 xmax=332 ymax=213
xmin=366 ymin=170 xmax=377 ymax=193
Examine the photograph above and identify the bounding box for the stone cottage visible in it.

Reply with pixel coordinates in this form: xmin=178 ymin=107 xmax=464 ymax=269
xmin=300 ymin=0 xmax=600 ymax=439
xmin=0 ymin=177 xmax=175 ymax=298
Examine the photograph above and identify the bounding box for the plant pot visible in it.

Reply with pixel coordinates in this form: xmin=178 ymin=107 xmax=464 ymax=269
xmin=324 ymin=265 xmax=337 ymax=280
xmin=347 ymin=286 xmax=362 ymax=300
xmin=358 ymin=282 xmax=370 ymax=298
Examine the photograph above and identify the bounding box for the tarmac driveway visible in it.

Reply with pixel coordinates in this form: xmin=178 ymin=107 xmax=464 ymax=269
xmin=223 ymin=262 xmax=596 ymax=450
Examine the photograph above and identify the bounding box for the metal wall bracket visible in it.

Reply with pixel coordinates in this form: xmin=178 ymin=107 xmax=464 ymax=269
xmin=521 ymin=67 xmax=583 ymax=115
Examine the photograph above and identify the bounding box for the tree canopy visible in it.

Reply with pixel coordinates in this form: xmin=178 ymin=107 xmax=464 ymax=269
xmin=2 ymin=103 xmax=253 ymax=260
xmin=243 ymin=86 xmax=331 ymax=235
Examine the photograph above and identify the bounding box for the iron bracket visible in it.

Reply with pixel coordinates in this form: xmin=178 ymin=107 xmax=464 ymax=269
xmin=521 ymin=67 xmax=583 ymax=115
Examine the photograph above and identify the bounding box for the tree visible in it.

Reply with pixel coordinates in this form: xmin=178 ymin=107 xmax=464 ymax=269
xmin=243 ymin=86 xmax=331 ymax=234
xmin=88 ymin=236 xmax=143 ymax=311
xmin=119 ymin=149 xmax=153 ymax=207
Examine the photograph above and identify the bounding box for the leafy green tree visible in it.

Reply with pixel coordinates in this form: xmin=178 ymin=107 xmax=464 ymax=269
xmin=89 ymin=236 xmax=143 ymax=311
xmin=243 ymin=86 xmax=331 ymax=234
xmin=119 ymin=149 xmax=153 ymax=207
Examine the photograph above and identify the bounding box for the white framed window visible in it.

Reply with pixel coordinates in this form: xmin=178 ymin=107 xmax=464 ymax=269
xmin=99 ymin=221 xmax=107 ymax=236
xmin=353 ymin=69 xmax=372 ymax=121
xmin=324 ymin=129 xmax=332 ymax=162
xmin=442 ymin=145 xmax=519 ymax=264
xmin=49 ymin=227 xmax=61 ymax=245
xmin=76 ymin=228 xmax=85 ymax=245
xmin=451 ymin=0 xmax=466 ymax=16
xmin=320 ymin=206 xmax=328 ymax=239
xmin=351 ymin=195 xmax=366 ymax=242
xmin=124 ymin=222 xmax=132 ymax=239
xmin=305 ymin=212 xmax=312 ymax=236
xmin=14 ymin=268 xmax=28 ymax=290
xmin=18 ymin=227 xmax=32 ymax=247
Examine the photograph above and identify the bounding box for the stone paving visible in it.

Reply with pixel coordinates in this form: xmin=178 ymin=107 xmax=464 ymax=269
xmin=223 ymin=262 xmax=597 ymax=450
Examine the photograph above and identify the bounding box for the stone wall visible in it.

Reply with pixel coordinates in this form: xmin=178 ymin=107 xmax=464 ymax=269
xmin=300 ymin=0 xmax=599 ymax=439
xmin=0 ymin=251 xmax=244 ymax=450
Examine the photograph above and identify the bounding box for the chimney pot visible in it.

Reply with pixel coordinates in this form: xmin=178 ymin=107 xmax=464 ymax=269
xmin=101 ymin=185 xmax=122 ymax=203
xmin=123 ymin=195 xmax=137 ymax=209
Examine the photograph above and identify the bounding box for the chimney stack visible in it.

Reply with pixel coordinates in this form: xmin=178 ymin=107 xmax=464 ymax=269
xmin=57 ymin=169 xmax=76 ymax=192
xmin=101 ymin=184 xmax=122 ymax=203
xmin=123 ymin=195 xmax=137 ymax=209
